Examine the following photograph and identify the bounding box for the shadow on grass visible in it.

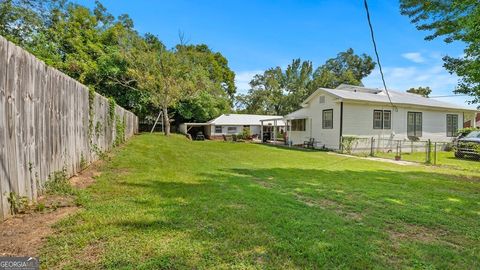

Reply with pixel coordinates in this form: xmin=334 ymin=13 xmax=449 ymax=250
xmin=106 ymin=166 xmax=480 ymax=269
xmin=257 ymin=142 xmax=327 ymax=152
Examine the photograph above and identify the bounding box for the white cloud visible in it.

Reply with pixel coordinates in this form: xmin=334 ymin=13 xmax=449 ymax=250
xmin=235 ymin=70 xmax=263 ymax=94
xmin=402 ymin=52 xmax=426 ymax=63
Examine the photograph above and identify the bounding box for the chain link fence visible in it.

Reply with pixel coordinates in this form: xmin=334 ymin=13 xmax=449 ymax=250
xmin=340 ymin=136 xmax=480 ymax=172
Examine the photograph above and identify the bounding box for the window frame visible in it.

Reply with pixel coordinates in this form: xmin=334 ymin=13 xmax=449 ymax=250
xmin=383 ymin=110 xmax=392 ymax=130
xmin=214 ymin=125 xmax=222 ymax=133
xmin=227 ymin=126 xmax=237 ymax=134
xmin=322 ymin=109 xmax=333 ymax=129
xmin=446 ymin=114 xmax=458 ymax=137
xmin=373 ymin=110 xmax=392 ymax=130
xmin=291 ymin=119 xmax=306 ymax=131
xmin=373 ymin=110 xmax=383 ymax=129
xmin=407 ymin=112 xmax=422 ymax=137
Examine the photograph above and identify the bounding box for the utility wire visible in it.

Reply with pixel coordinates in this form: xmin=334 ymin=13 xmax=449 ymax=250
xmin=430 ymin=94 xmax=469 ymax=98
xmin=364 ymin=0 xmax=397 ymax=111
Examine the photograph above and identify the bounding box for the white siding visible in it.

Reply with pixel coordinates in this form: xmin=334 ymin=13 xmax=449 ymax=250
xmin=343 ymin=102 xmax=465 ymax=142
xmin=250 ymin=125 xmax=261 ymax=136
xmin=211 ymin=125 xmax=251 ymax=135
xmin=287 ymin=92 xmax=473 ymax=150
xmin=288 ymin=94 xmax=341 ymax=149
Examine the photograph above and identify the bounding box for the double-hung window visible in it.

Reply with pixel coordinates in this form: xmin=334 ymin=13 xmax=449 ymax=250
xmin=407 ymin=112 xmax=422 ymax=137
xmin=373 ymin=110 xmax=391 ymax=129
xmin=446 ymin=114 xmax=458 ymax=137
xmin=322 ymin=109 xmax=333 ymax=129
xmin=215 ymin=126 xmax=222 ymax=133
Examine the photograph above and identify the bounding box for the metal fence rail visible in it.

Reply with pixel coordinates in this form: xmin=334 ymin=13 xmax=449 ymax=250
xmin=340 ymin=136 xmax=479 ymax=172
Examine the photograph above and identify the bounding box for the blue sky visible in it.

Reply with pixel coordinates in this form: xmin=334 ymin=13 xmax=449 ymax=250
xmin=76 ymin=0 xmax=473 ymax=107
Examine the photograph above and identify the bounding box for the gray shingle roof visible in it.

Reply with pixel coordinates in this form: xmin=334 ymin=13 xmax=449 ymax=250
xmin=303 ymin=85 xmax=477 ymax=112
xmin=207 ymin=114 xmax=285 ymax=126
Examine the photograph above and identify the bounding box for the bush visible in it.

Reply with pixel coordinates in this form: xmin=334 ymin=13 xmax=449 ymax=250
xmin=458 ymin=127 xmax=478 ymax=136
xmin=241 ymin=128 xmax=251 ymax=140
xmin=45 ymin=168 xmax=75 ymax=195
xmin=341 ymin=136 xmax=358 ymax=154
xmin=7 ymin=192 xmax=29 ymax=215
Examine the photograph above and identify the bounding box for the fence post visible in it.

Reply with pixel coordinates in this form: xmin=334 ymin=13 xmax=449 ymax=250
xmin=370 ymin=137 xmax=375 ymax=156
xmin=396 ymin=141 xmax=402 ymax=160
xmin=426 ymin=139 xmax=432 ymax=164
xmin=433 ymin=142 xmax=437 ymax=165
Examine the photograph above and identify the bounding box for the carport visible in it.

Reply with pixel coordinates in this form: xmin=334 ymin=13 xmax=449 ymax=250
xmin=179 ymin=123 xmax=210 ymax=139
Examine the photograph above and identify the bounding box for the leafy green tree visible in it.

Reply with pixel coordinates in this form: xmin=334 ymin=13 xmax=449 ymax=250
xmin=0 ymin=0 xmax=62 ymax=47
xmin=400 ymin=0 xmax=480 ymax=104
xmin=236 ymin=49 xmax=375 ymax=115
xmin=310 ymin=48 xmax=375 ymax=90
xmin=407 ymin=86 xmax=432 ymax=97
xmin=173 ymin=44 xmax=235 ymax=123
xmin=125 ymin=35 xmax=212 ymax=135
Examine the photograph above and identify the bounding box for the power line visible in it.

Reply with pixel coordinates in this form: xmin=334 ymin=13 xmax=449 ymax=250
xmin=364 ymin=0 xmax=397 ymax=111
xmin=430 ymin=94 xmax=469 ymax=98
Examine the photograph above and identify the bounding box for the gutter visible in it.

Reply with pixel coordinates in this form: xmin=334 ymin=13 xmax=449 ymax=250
xmin=339 ymin=102 xmax=344 ymax=150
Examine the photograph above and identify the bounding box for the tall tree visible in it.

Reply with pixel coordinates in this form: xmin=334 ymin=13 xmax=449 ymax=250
xmin=236 ymin=49 xmax=375 ymax=115
xmin=173 ymin=44 xmax=235 ymax=123
xmin=310 ymin=48 xmax=376 ymax=90
xmin=407 ymin=86 xmax=432 ymax=97
xmin=400 ymin=0 xmax=480 ymax=104
xmin=125 ymin=35 xmax=212 ymax=135
xmin=0 ymin=0 xmax=64 ymax=47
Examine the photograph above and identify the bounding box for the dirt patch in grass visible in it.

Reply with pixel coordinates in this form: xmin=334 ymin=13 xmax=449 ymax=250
xmin=79 ymin=240 xmax=106 ymax=265
xmin=387 ymin=223 xmax=454 ymax=246
xmin=0 ymin=159 xmax=102 ymax=256
xmin=70 ymin=160 xmax=103 ymax=188
xmin=0 ymin=206 xmax=78 ymax=256
xmin=296 ymin=194 xmax=364 ymax=221
xmin=253 ymin=177 xmax=276 ymax=189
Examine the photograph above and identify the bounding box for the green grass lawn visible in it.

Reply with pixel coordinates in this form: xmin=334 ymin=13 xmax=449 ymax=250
xmin=41 ymin=134 xmax=480 ymax=269
xmin=375 ymin=150 xmax=480 ymax=172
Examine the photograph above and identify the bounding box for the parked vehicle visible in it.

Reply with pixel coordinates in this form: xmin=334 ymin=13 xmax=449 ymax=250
xmin=455 ymin=130 xmax=480 ymax=158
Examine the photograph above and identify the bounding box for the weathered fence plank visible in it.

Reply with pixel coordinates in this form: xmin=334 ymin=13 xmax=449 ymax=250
xmin=0 ymin=36 xmax=9 ymax=218
xmin=0 ymin=36 xmax=138 ymax=219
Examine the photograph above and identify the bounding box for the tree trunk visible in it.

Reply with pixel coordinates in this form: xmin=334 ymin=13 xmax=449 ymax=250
xmin=163 ymin=107 xmax=170 ymax=136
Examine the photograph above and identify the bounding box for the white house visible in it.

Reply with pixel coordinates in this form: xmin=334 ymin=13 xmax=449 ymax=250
xmin=285 ymin=84 xmax=478 ymax=150
xmin=180 ymin=114 xmax=285 ymax=139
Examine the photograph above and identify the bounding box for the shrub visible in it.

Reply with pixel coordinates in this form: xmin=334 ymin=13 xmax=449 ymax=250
xmin=242 ymin=128 xmax=251 ymax=140
xmin=458 ymin=127 xmax=478 ymax=136
xmin=45 ymin=168 xmax=75 ymax=195
xmin=7 ymin=192 xmax=29 ymax=215
xmin=341 ymin=136 xmax=358 ymax=154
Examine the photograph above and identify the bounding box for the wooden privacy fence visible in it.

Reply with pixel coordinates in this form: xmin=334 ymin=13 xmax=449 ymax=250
xmin=0 ymin=35 xmax=139 ymax=219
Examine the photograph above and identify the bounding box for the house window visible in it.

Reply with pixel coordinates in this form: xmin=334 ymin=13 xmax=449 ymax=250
xmin=319 ymin=96 xmax=325 ymax=104
xmin=373 ymin=110 xmax=391 ymax=129
xmin=407 ymin=112 xmax=422 ymax=137
xmin=227 ymin=126 xmax=237 ymax=134
xmin=446 ymin=114 xmax=458 ymax=137
xmin=215 ymin=126 xmax=222 ymax=133
xmin=291 ymin=119 xmax=306 ymax=131
xmin=322 ymin=109 xmax=333 ymax=129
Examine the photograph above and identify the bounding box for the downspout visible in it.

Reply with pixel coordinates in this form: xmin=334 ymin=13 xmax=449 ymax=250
xmin=339 ymin=102 xmax=344 ymax=151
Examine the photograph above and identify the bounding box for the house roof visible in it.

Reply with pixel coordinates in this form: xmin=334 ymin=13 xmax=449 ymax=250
xmin=284 ymin=108 xmax=310 ymax=120
xmin=207 ymin=114 xmax=285 ymax=126
xmin=302 ymin=84 xmax=478 ymax=112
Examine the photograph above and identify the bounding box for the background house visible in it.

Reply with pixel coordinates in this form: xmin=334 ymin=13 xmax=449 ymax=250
xmin=180 ymin=114 xmax=285 ymax=139
xmin=285 ymin=84 xmax=478 ymax=149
